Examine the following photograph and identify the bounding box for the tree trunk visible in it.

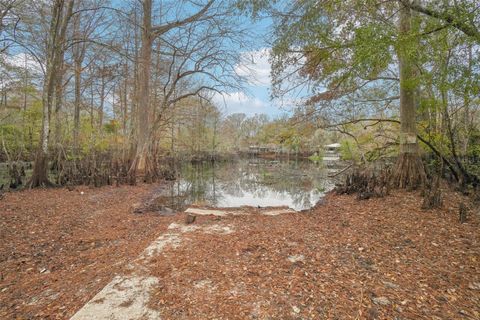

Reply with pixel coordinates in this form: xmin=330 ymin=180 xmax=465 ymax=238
xmin=72 ymin=10 xmax=84 ymax=156
xmin=128 ymin=0 xmax=153 ymax=182
xmin=73 ymin=59 xmax=81 ymax=154
xmin=52 ymin=60 xmax=65 ymax=175
xmin=98 ymin=69 xmax=106 ymax=129
xmin=30 ymin=0 xmax=74 ymax=187
xmin=53 ymin=56 xmax=64 ymax=148
xmin=121 ymin=63 xmax=128 ymax=162
xmin=30 ymin=148 xmax=51 ymax=187
xmin=30 ymin=75 xmax=53 ymax=187
xmin=392 ymin=2 xmax=426 ymax=189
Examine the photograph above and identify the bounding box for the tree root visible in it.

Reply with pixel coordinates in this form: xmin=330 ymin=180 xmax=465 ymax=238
xmin=28 ymin=152 xmax=54 ymax=188
xmin=391 ymin=153 xmax=426 ymax=189
xmin=335 ymin=166 xmax=391 ymax=200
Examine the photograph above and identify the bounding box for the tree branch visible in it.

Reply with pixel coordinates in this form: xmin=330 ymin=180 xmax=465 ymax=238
xmin=151 ymin=0 xmax=215 ymax=38
xmin=401 ymin=0 xmax=480 ymax=42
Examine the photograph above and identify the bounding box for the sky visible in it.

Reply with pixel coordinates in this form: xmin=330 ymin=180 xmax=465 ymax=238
xmin=212 ymin=16 xmax=294 ymax=118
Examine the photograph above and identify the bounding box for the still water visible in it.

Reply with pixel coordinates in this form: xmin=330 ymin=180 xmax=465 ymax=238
xmin=157 ymin=159 xmax=336 ymax=211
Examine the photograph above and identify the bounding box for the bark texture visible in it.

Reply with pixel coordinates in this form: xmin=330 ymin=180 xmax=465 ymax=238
xmin=128 ymin=0 xmax=153 ymax=183
xmin=72 ymin=11 xmax=85 ymax=155
xmin=30 ymin=0 xmax=74 ymax=187
xmin=392 ymin=2 xmax=426 ymax=189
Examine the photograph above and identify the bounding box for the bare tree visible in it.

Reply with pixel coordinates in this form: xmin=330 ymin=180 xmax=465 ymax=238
xmin=0 ymin=0 xmax=20 ymax=37
xmin=29 ymin=0 xmax=74 ymax=187
xmin=129 ymin=0 xmax=230 ymax=181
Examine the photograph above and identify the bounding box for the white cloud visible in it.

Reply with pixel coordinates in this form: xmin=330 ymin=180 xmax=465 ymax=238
xmin=235 ymin=48 xmax=271 ymax=87
xmin=213 ymin=91 xmax=268 ymax=115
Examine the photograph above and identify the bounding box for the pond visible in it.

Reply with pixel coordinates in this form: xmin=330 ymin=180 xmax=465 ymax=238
xmin=156 ymin=158 xmax=338 ymax=211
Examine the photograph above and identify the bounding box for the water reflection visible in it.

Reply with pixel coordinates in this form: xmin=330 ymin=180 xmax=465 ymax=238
xmin=159 ymin=159 xmax=335 ymax=211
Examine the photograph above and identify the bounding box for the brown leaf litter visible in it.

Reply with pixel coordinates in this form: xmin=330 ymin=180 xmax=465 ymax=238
xmin=1 ymin=184 xmax=479 ymax=319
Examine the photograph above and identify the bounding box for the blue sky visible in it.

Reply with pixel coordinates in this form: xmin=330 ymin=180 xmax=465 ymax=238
xmin=212 ymin=15 xmax=295 ymax=118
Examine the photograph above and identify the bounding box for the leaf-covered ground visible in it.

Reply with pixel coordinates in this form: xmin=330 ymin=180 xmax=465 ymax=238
xmin=144 ymin=191 xmax=480 ymax=319
xmin=0 ymin=185 xmax=479 ymax=319
xmin=0 ymin=185 xmax=176 ymax=319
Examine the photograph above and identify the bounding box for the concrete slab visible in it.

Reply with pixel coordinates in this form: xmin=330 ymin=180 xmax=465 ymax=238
xmin=141 ymin=233 xmax=181 ymax=259
xmin=167 ymin=222 xmax=234 ymax=235
xmin=185 ymin=207 xmax=296 ymax=216
xmin=71 ymin=221 xmax=235 ymax=320
xmin=184 ymin=208 xmax=230 ymax=216
xmin=262 ymin=209 xmax=296 ymax=216
xmin=72 ymin=205 xmax=298 ymax=319
xmin=70 ymin=275 xmax=161 ymax=320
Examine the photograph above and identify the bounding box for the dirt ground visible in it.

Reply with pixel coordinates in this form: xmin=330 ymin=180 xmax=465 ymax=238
xmin=1 ymin=184 xmax=479 ymax=319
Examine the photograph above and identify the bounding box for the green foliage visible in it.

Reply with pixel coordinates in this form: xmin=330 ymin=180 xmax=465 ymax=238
xmin=0 ymin=124 xmax=22 ymax=155
xmin=235 ymin=0 xmax=275 ymax=18
xmin=104 ymin=120 xmax=119 ymax=134
xmin=308 ymin=152 xmax=323 ymax=162
xmin=0 ymin=100 xmax=43 ymax=159
xmin=339 ymin=140 xmax=359 ymax=161
xmin=467 ymin=129 xmax=480 ymax=157
xmin=23 ymin=100 xmax=43 ymax=122
xmin=353 ymin=24 xmax=393 ymax=79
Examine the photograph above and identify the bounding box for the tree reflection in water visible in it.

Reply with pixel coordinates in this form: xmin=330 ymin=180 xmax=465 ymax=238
xmin=164 ymin=159 xmax=335 ymax=211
